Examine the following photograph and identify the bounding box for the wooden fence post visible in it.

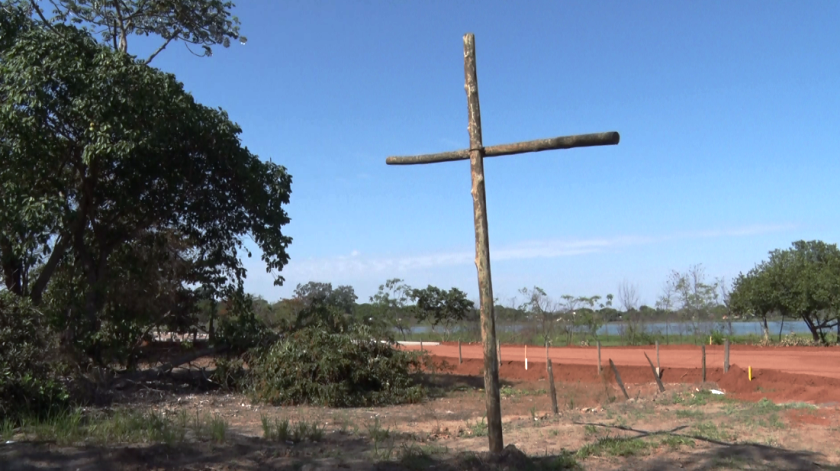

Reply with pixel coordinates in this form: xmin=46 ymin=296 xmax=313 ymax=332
xmin=597 ymin=340 xmax=602 ymax=376
xmin=609 ymin=359 xmax=630 ymax=400
xmin=546 ymin=341 xmax=558 ymax=415
xmin=656 ymin=340 xmax=661 ymax=378
xmin=644 ymin=352 xmax=665 ymax=393
xmin=724 ymin=339 xmax=730 ymax=373
xmin=497 ymin=339 xmax=501 ymax=367
xmin=701 ymin=345 xmax=706 ymax=383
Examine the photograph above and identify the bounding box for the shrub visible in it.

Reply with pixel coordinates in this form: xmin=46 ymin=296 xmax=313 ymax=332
xmin=0 ymin=293 xmax=69 ymax=421
xmin=214 ymin=311 xmax=277 ymax=355
xmin=248 ymin=323 xmax=425 ymax=407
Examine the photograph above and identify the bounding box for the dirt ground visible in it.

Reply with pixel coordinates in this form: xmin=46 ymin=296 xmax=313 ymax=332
xmin=2 ymin=345 xmax=840 ymax=470
xmin=406 ymin=342 xmax=840 ymax=381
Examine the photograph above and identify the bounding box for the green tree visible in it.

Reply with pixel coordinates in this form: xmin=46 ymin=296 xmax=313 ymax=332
xmin=577 ymin=295 xmax=609 ymax=340
xmin=370 ymin=279 xmax=412 ymax=340
xmin=518 ymin=286 xmax=557 ymax=343
xmin=730 ymin=240 xmax=840 ymax=344
xmin=289 ymin=282 xmax=357 ymax=331
xmin=410 ymin=285 xmax=473 ymax=340
xmin=25 ymin=0 xmax=245 ymax=63
xmin=0 ymin=10 xmax=292 ymax=362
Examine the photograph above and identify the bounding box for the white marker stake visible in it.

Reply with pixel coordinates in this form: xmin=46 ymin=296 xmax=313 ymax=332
xmin=525 ymin=345 xmax=528 ymax=370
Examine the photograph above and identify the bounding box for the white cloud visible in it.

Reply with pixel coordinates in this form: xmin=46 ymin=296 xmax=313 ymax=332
xmin=282 ymin=224 xmax=795 ymax=280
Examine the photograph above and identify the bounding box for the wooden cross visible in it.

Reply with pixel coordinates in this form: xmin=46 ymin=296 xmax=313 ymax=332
xmin=386 ymin=33 xmax=620 ymax=454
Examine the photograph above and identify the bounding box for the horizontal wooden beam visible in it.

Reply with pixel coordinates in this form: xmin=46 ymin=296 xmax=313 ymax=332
xmin=386 ymin=131 xmax=619 ymax=165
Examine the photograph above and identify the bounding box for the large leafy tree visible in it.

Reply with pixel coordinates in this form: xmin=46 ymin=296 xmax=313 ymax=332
xmin=411 ymin=285 xmax=473 ymax=340
xmin=0 ymin=8 xmax=292 ymax=359
xmin=23 ymin=0 xmax=245 ymax=63
xmin=730 ymin=240 xmax=840 ymax=344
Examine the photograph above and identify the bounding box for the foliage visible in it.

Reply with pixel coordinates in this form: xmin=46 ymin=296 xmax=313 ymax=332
xmin=0 ymin=10 xmax=291 ymax=364
xmin=213 ymin=293 xmax=277 ymax=355
xmin=576 ymin=296 xmax=609 ymax=340
xmin=370 ymin=278 xmax=413 ymax=339
xmin=518 ymin=286 xmax=556 ymax=340
xmin=248 ymin=323 xmax=425 ymax=407
xmin=410 ymin=285 xmax=473 ymax=339
xmin=658 ymin=265 xmax=721 ymax=342
xmin=26 ymin=0 xmax=245 ymax=63
xmin=288 ymin=281 xmax=357 ymax=331
xmin=731 ymin=240 xmax=840 ymax=343
xmin=0 ymin=292 xmax=69 ymax=421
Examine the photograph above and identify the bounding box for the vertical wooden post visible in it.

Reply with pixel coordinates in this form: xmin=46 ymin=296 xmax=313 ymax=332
xmin=420 ymin=340 xmax=423 ymax=351
xmin=644 ymin=352 xmax=665 ymax=393
xmin=724 ymin=339 xmax=730 ymax=373
xmin=655 ymin=340 xmax=660 ymax=378
xmin=385 ymin=33 xmax=620 ymax=455
xmin=497 ymin=339 xmax=501 ymax=366
xmin=701 ymin=345 xmax=706 ymax=383
xmin=546 ymin=341 xmax=558 ymax=415
xmin=597 ymin=340 xmax=602 ymax=375
xmin=459 ymin=340 xmax=463 ymax=364
xmin=463 ymin=33 xmax=502 ymax=453
xmin=609 ymin=359 xmax=630 ymax=400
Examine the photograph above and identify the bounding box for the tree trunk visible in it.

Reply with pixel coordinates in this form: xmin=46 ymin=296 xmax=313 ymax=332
xmin=778 ymin=315 xmax=785 ymax=342
xmin=801 ymin=316 xmax=820 ymax=342
xmin=762 ymin=316 xmax=770 ymax=342
xmin=0 ymin=236 xmax=23 ymax=295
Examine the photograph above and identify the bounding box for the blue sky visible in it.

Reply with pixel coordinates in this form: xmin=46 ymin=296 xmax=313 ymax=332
xmin=132 ymin=1 xmax=839 ymax=307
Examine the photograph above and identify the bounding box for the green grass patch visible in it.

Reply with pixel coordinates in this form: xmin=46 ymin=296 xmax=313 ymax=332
xmin=691 ymin=422 xmax=735 ymax=442
xmin=463 ymin=416 xmax=488 ymax=438
xmin=14 ymin=408 xmax=192 ymax=446
xmin=576 ymin=436 xmax=653 ymax=459
xmin=660 ymin=435 xmax=695 ymax=450
xmin=670 ymin=390 xmax=732 ymax=407
xmin=366 ymin=417 xmax=391 ymax=442
xmin=676 ymin=409 xmax=705 ymax=420
xmin=260 ymin=415 xmax=324 ymax=443
xmin=500 ymin=385 xmax=547 ymax=398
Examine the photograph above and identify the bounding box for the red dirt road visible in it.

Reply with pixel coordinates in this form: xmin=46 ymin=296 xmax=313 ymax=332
xmin=404 ymin=342 xmax=840 ymax=380
xmin=403 ymin=342 xmax=840 ymax=404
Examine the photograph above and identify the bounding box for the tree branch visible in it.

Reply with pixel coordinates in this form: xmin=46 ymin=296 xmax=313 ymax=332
xmin=30 ymin=2 xmax=59 ymax=33
xmin=144 ymin=36 xmax=175 ymax=65
xmin=111 ymin=0 xmax=129 ymax=53
xmin=30 ymin=234 xmax=70 ymax=304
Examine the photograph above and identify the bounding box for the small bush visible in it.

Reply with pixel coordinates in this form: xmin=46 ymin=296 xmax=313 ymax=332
xmin=0 ymin=293 xmax=69 ymax=421
xmin=248 ymin=323 xmax=425 ymax=407
xmin=711 ymin=330 xmax=725 ymax=345
xmin=210 ymin=357 xmax=247 ymax=390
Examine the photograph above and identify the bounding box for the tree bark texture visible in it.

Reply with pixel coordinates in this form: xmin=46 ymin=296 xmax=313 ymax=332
xmin=464 ymin=32 xmax=503 ymax=454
